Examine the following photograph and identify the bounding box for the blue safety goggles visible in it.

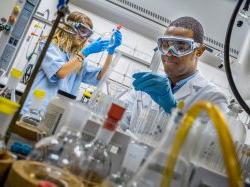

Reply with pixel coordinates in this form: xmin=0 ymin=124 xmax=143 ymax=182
xmin=73 ymin=22 xmax=93 ymax=38
xmin=157 ymin=35 xmax=200 ymax=57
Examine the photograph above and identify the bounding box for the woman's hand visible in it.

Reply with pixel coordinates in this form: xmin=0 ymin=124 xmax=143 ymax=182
xmin=107 ymin=30 xmax=122 ymax=55
xmin=56 ymin=56 xmax=83 ymax=79
xmin=81 ymin=38 xmax=110 ymax=57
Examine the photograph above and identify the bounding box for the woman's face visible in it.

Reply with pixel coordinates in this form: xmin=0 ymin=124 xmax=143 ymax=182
xmin=73 ymin=22 xmax=92 ymax=46
xmin=73 ymin=34 xmax=87 ymax=46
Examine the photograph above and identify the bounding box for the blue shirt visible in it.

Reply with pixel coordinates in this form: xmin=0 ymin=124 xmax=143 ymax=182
xmin=170 ymin=71 xmax=198 ymax=94
xmin=22 ymin=43 xmax=101 ymax=113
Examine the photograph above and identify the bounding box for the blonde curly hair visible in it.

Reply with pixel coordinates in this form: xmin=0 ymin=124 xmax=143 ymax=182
xmin=52 ymin=11 xmax=93 ymax=55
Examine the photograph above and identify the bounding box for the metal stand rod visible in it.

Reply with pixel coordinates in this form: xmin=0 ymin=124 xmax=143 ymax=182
xmin=5 ymin=9 xmax=67 ymax=143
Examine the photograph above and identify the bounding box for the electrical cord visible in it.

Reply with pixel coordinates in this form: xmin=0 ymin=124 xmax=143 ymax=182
xmin=224 ymin=0 xmax=250 ymax=115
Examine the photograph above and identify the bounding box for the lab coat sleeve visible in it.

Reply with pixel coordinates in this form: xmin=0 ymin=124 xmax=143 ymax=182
xmin=181 ymin=81 xmax=229 ymax=125
xmin=40 ymin=44 xmax=65 ymax=83
xmin=82 ymin=62 xmax=102 ymax=86
xmin=204 ymin=90 xmax=228 ymax=111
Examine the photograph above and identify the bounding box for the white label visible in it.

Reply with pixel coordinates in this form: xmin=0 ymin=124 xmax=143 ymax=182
xmin=122 ymin=142 xmax=148 ymax=172
xmin=40 ymin=104 xmax=64 ymax=135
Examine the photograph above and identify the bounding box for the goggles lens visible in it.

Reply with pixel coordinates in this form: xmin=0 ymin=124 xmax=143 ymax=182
xmin=74 ymin=23 xmax=93 ymax=38
xmin=158 ymin=36 xmax=199 ymax=57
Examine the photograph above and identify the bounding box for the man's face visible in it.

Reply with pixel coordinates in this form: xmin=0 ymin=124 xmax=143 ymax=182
xmin=161 ymin=26 xmax=200 ymax=78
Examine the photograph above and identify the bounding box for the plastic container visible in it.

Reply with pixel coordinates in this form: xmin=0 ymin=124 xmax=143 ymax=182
xmin=0 ymin=68 xmax=23 ymax=102
xmin=38 ymin=90 xmax=76 ymax=135
xmin=21 ymin=89 xmax=46 ymax=126
xmin=108 ymin=141 xmax=148 ymax=186
xmin=0 ymin=96 xmax=20 ymax=149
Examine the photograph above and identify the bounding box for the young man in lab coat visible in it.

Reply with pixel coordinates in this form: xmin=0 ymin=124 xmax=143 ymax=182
xmin=121 ymin=16 xmax=227 ymax=127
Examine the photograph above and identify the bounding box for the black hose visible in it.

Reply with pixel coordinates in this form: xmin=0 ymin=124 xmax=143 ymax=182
xmin=224 ymin=0 xmax=250 ymax=115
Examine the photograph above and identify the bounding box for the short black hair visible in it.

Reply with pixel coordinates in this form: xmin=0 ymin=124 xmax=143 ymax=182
xmin=169 ymin=17 xmax=204 ymax=44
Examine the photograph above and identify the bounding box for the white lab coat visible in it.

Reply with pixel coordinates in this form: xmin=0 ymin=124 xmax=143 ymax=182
xmin=174 ymin=72 xmax=228 ymax=112
xmin=120 ymin=72 xmax=228 ymax=128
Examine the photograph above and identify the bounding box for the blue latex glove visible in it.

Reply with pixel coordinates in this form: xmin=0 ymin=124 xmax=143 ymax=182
xmin=81 ymin=38 xmax=110 ymax=57
xmin=107 ymin=30 xmax=122 ymax=55
xmin=132 ymin=72 xmax=177 ymax=114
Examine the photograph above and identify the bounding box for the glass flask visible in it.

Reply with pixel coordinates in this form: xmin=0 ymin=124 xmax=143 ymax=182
xmin=5 ymin=160 xmax=83 ymax=187
xmin=21 ymin=89 xmax=46 ymax=126
xmin=79 ymin=103 xmax=126 ymax=187
xmin=107 ymin=141 xmax=148 ymax=187
xmin=101 ymin=24 xmax=122 ymax=47
xmin=0 ymin=68 xmax=23 ymax=102
xmin=27 ymin=103 xmax=91 ymax=176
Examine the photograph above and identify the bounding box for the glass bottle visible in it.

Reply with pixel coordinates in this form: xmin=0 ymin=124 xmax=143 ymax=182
xmin=79 ymin=103 xmax=126 ymax=187
xmin=102 ymin=24 xmax=122 ymax=47
xmin=107 ymin=141 xmax=148 ymax=187
xmin=0 ymin=68 xmax=23 ymax=102
xmin=27 ymin=103 xmax=91 ymax=176
xmin=20 ymin=89 xmax=46 ymax=126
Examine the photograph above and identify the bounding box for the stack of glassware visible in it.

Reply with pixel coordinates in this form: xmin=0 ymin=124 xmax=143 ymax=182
xmin=127 ymin=91 xmax=170 ymax=146
xmin=89 ymin=79 xmax=129 ymax=117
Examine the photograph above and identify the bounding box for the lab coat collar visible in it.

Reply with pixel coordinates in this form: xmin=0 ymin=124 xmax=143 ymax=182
xmin=174 ymin=71 xmax=208 ymax=100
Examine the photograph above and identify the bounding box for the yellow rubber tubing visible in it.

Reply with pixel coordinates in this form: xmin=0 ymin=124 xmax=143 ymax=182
xmin=160 ymin=101 xmax=243 ymax=187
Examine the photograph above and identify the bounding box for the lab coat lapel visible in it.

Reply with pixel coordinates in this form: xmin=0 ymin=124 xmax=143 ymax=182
xmin=174 ymin=72 xmax=208 ymax=101
xmin=174 ymin=82 xmax=193 ymax=101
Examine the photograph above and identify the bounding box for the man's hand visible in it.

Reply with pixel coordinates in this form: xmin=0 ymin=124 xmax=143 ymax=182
xmin=132 ymin=72 xmax=177 ymax=113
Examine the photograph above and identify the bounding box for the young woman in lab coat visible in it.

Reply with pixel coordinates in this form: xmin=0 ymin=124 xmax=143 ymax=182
xmin=121 ymin=17 xmax=227 ymax=128
xmin=22 ymin=11 xmax=122 ymax=112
